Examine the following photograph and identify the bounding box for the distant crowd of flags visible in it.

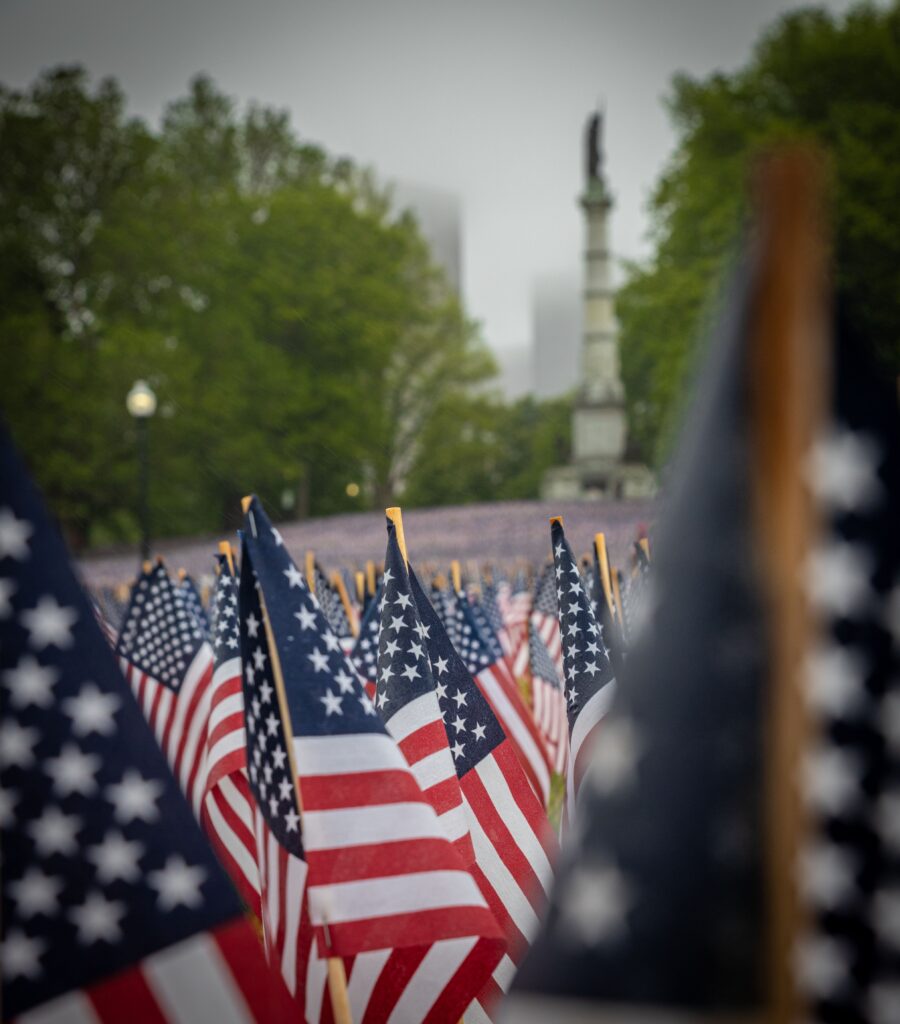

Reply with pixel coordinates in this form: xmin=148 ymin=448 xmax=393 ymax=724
xmin=2 ymin=412 xmax=654 ymax=1022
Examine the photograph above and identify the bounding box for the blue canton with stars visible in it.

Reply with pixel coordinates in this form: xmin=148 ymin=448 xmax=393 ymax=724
xmin=0 ymin=426 xmax=243 ymax=1019
xmin=407 ymin=566 xmax=505 ymax=777
xmin=313 ymin=563 xmax=353 ymax=640
xmin=237 ymin=543 xmax=304 ymax=857
xmin=448 ymin=590 xmax=493 ymax=676
xmin=179 ymin=573 xmax=210 ymax=641
xmin=351 ymin=582 xmax=383 ymax=682
xmin=550 ymin=521 xmax=616 ymax=731
xmin=211 ymin=559 xmax=241 ymax=668
xmin=375 ymin=525 xmax=441 ymax=721
xmin=467 ymin=593 xmax=505 ymax=664
xmin=240 ymin=498 xmax=377 ymax=744
xmin=115 ymin=564 xmax=206 ymax=691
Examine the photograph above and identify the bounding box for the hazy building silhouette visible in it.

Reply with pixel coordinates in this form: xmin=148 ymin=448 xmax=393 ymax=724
xmin=393 ymin=181 xmax=462 ymax=293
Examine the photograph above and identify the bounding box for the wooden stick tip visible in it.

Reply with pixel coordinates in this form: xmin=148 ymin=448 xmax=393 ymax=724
xmin=240 ymin=495 xmax=253 ymax=514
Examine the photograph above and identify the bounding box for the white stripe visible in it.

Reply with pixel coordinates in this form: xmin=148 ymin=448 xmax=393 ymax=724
xmin=385 ymin=691 xmax=442 ymax=743
xmin=347 ymin=948 xmax=391 ymax=1019
xmin=386 ymin=936 xmax=477 ymax=1024
xmin=208 ymin=728 xmax=246 ymax=775
xmin=294 ymin=733 xmax=406 ymax=777
xmin=182 ymin=680 xmax=212 ymax=815
xmin=437 ymin=801 xmax=471 ymax=843
xmin=17 ymin=992 xmax=100 ymax=1024
xmin=467 ymin=800 xmax=539 ymax=943
xmin=410 ymin=747 xmax=457 ymax=791
xmin=466 ymin=1000 xmax=493 ymax=1024
xmin=566 ymin=680 xmax=616 ymax=822
xmin=304 ymin=934 xmax=329 ymax=1024
xmin=494 ymin=952 xmax=518 ymax=992
xmin=477 ymin=754 xmax=554 ymax=897
xmin=144 ymin=931 xmax=253 ymax=1024
xmin=478 ymin=668 xmax=550 ymax=800
xmin=208 ymin=683 xmax=243 ymax=731
xmin=304 ymin=802 xmax=444 ymax=851
xmin=153 ymin=687 xmax=175 ymax=749
xmin=165 ymin=648 xmax=211 ymax=786
xmin=204 ymin=786 xmax=260 ymax=894
xmin=308 ymin=869 xmax=487 ymax=925
xmin=218 ymin=772 xmax=254 ymax=833
xmin=280 ymin=851 xmax=307 ymax=994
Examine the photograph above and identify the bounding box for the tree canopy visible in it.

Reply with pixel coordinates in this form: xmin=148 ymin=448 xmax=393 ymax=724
xmin=0 ymin=67 xmax=570 ymax=548
xmin=618 ymin=2 xmax=900 ymax=465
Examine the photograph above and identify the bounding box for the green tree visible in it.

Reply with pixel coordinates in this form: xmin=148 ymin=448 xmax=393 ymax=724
xmin=619 ymin=2 xmax=900 ymax=465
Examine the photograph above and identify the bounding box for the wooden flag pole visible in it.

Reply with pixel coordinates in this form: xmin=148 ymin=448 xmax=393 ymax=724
xmin=610 ymin=567 xmax=625 ymax=628
xmin=594 ymin=532 xmax=616 ymax=617
xmin=305 ymin=550 xmax=316 ymax=595
xmin=385 ymin=507 xmax=408 ymax=565
xmin=218 ymin=540 xmax=236 ymax=576
xmin=177 ymin=567 xmax=187 ymax=582
xmin=331 ymin=572 xmax=359 ymax=637
xmin=240 ymin=496 xmax=353 ymax=1024
xmin=142 ymin=560 xmax=152 ymax=574
xmin=355 ymin=571 xmax=365 ymax=604
xmin=365 ymin=560 xmax=376 ymax=596
xmin=450 ymin=560 xmax=462 ymax=594
xmin=637 ymin=536 xmax=651 ymax=562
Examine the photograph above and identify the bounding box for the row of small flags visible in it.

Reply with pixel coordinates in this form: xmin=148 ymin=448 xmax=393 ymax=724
xmin=4 ymin=150 xmax=898 ymax=1024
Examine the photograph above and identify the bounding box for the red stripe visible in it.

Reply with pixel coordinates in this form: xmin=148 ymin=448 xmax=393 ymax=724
xmin=397 ymin=719 xmax=449 ymax=765
xmin=424 ymin=775 xmax=465 ymax=816
xmin=203 ymin=777 xmax=261 ymax=917
xmin=359 ymin=946 xmax=428 ymax=1024
xmin=87 ymin=962 xmax=167 ymax=1023
xmin=170 ymin=657 xmax=213 ymax=799
xmin=300 ymin=768 xmax=424 ymax=811
xmin=306 ymin=837 xmax=469 ymax=885
xmin=317 ymin=904 xmax=500 ymax=959
xmin=213 ymin=917 xmax=293 ymax=1023
xmin=469 ymin=859 xmax=526 ymax=961
xmin=423 ymin=937 xmax=506 ymax=1024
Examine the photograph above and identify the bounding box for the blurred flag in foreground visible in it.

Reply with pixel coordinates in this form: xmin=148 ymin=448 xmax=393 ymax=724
xmin=0 ymin=425 xmax=276 ymax=1022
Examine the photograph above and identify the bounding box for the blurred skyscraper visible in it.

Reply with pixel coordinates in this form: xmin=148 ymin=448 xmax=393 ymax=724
xmin=393 ymin=181 xmax=462 ymax=293
xmin=531 ymin=273 xmax=580 ymax=398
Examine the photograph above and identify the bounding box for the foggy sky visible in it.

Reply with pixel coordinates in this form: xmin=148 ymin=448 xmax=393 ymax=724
xmin=1 ymin=0 xmax=857 ymax=378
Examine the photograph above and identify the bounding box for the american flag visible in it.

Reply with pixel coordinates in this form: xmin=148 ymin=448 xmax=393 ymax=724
xmin=203 ymin=555 xmax=261 ymax=919
xmin=531 ymin=563 xmax=564 ymax=679
xmin=406 ymin=564 xmax=559 ymax=1015
xmin=497 ymin=575 xmax=532 ymax=682
xmin=480 ymin=580 xmax=512 ymax=661
xmin=550 ymin=519 xmax=617 ymax=826
xmin=528 ymin=620 xmax=568 ymax=776
xmin=0 ymin=426 xmax=279 ymax=1023
xmin=115 ymin=563 xmax=215 ymax=819
xmin=376 ymin=526 xmax=473 ymax=859
xmin=349 ymin=580 xmax=383 ymax=699
xmin=240 ymin=496 xmax=505 ymax=1022
xmin=310 ymin=561 xmax=355 ymax=651
xmin=450 ymin=585 xmax=553 ymax=807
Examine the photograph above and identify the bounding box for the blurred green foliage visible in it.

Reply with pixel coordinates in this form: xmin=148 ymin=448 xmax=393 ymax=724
xmin=0 ymin=68 xmax=569 ymax=548
xmin=619 ymin=2 xmax=900 ymax=466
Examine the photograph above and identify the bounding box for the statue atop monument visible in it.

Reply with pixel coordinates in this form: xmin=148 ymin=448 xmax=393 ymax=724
xmin=585 ymin=109 xmax=604 ymax=184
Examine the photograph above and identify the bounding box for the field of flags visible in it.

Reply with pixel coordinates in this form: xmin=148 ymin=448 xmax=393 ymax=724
xmin=2 ymin=152 xmax=899 ymax=1024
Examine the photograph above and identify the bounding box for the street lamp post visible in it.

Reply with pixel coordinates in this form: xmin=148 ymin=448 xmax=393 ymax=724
xmin=126 ymin=380 xmax=157 ymax=563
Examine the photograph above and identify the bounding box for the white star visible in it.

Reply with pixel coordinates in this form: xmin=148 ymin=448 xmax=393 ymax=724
xmin=63 ymin=683 xmax=120 ymax=737
xmin=324 ymin=632 xmax=341 ymax=653
xmin=252 ymin=646 xmax=267 ymax=671
xmin=308 ymin=648 xmax=329 ymax=673
xmin=396 ymin=592 xmax=412 ymax=609
xmin=265 ymin=713 xmax=279 ymax=736
xmin=376 ymin=689 xmax=389 ymax=709
xmin=560 ymin=862 xmax=631 ymax=946
xmin=401 ymin=663 xmax=420 ymax=682
xmin=3 ymin=656 xmax=57 ymax=708
xmin=800 ymin=842 xmax=856 ymax=908
xmin=335 ymin=669 xmax=356 ymax=694
xmin=384 ymin=638 xmax=400 ymax=657
xmin=260 ymin=680 xmax=274 ymax=704
xmin=246 ymin=612 xmax=260 ymax=638
xmin=46 ymin=744 xmax=100 ymax=797
xmin=583 ymin=660 xmax=600 ymax=677
xmin=106 ymin=771 xmax=163 ymax=823
xmin=359 ymin=692 xmax=376 ymax=715
xmin=30 ymin=806 xmax=80 ymax=856
xmin=795 ymin=934 xmax=846 ymax=997
xmin=452 ymin=689 xmax=467 ymax=708
xmin=589 ymin=715 xmax=642 ymax=795
xmin=22 ymin=595 xmax=77 ymax=649
xmin=804 ymin=746 xmax=860 ymax=815
xmin=569 ymin=581 xmax=583 ymax=595
xmin=70 ymin=891 xmax=126 ymax=943
xmin=295 ymin=606 xmax=317 ymax=630
xmin=414 ymin=621 xmax=430 ymax=640
xmin=805 ymin=643 xmax=866 ymax=718
xmin=807 ymin=428 xmax=882 ymax=512
xmin=0 ymin=576 xmax=17 ymax=618
xmin=472 ymin=721 xmax=487 ymax=741
xmin=566 ymin=686 xmax=579 ymax=705
xmin=451 ymin=739 xmax=465 ymax=759
xmin=284 ymin=564 xmax=304 ymax=588
xmin=0 ymin=721 xmax=38 ymax=767
xmin=285 ymin=808 xmax=300 ymax=832
xmin=149 ymin=856 xmax=207 ymax=910
xmin=272 ymin=746 xmax=287 ymax=769
xmin=390 ymin=614 xmax=407 ymax=633
xmin=88 ymin=831 xmax=144 ymax=883
xmin=435 ymin=680 xmax=448 ymax=700
xmin=433 ymin=656 xmax=449 ymax=676
xmin=554 ymin=543 xmax=564 ymax=558
xmin=409 ymin=640 xmax=424 ymax=660
xmin=0 ymin=507 xmax=33 ymax=560
xmin=269 ymin=794 xmax=279 ymax=816
xmin=1 ymin=929 xmax=44 ymax=979
xmin=320 ymin=689 xmax=343 ymax=716
xmin=805 ymin=542 xmax=872 ymax=618
xmin=9 ymin=867 xmax=63 ymax=917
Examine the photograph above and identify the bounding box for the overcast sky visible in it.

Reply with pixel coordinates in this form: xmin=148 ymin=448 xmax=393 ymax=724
xmin=1 ymin=0 xmax=857 ymax=369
